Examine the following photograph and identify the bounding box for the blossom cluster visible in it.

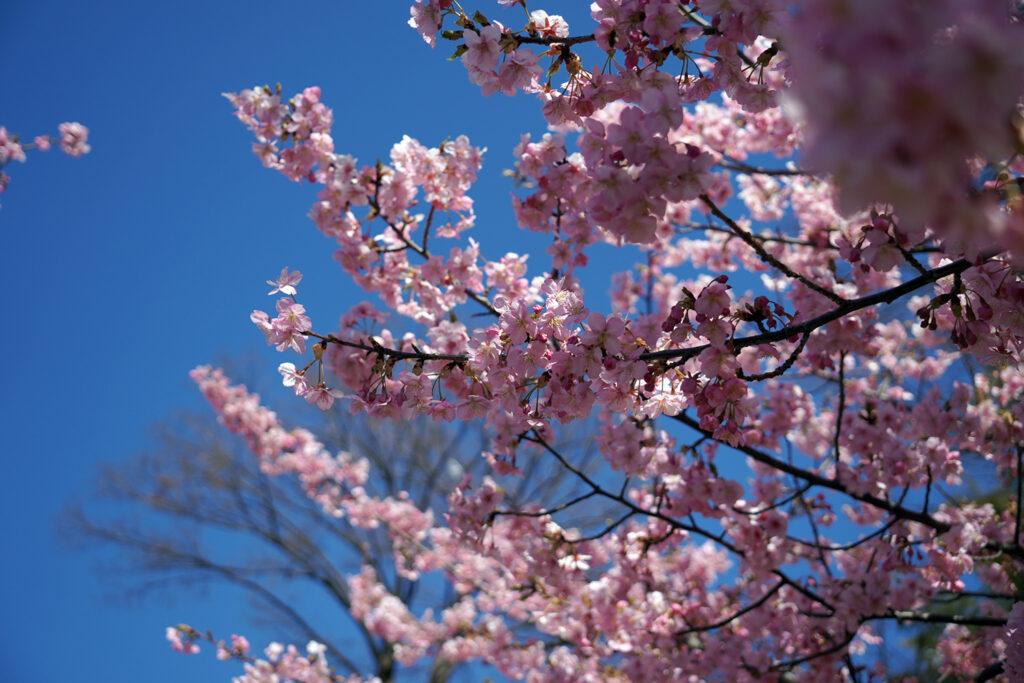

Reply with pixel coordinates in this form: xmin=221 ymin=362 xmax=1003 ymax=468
xmin=0 ymin=121 xmax=90 ymax=196
xmin=179 ymin=1 xmax=1024 ymax=680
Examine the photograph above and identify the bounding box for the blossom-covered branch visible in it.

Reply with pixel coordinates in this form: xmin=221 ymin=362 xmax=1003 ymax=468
xmin=0 ymin=122 xmax=89 ymax=198
xmin=181 ymin=0 xmax=1024 ymax=679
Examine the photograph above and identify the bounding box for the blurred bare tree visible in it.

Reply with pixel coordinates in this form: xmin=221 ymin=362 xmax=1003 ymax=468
xmin=62 ymin=366 xmax=605 ymax=682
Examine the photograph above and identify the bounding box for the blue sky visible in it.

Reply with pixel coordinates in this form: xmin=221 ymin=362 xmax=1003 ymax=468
xmin=0 ymin=1 xmax=597 ymax=681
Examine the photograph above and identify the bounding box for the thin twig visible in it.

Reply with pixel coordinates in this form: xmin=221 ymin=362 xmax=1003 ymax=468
xmin=701 ymin=194 xmax=846 ymax=305
xmin=738 ymin=330 xmax=810 ymax=381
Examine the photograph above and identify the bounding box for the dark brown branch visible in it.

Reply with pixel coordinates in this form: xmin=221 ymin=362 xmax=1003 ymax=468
xmin=787 ymin=516 xmax=900 ymax=553
xmin=513 ymin=33 xmax=596 ymax=47
xmin=522 ymin=430 xmax=835 ymax=613
xmin=833 ymin=352 xmax=846 ymax=464
xmin=738 ymin=330 xmax=810 ymax=381
xmin=645 ymin=249 xmax=999 ymax=364
xmin=676 ymin=221 xmax=840 ymax=250
xmin=677 ymin=221 xmax=941 ymax=254
xmin=717 ymin=159 xmax=812 ymax=176
xmin=1016 ymin=444 xmax=1023 ymax=547
xmin=669 ymin=411 xmax=948 ymax=532
xmin=976 ymin=662 xmax=1005 ymax=682
xmin=701 ymin=194 xmax=847 ymax=305
xmin=493 ymin=490 xmax=599 ymax=519
xmin=934 ymin=589 xmax=1021 ymax=602
xmin=309 ymin=250 xmax=993 ymax=381
xmin=308 ymin=331 xmax=465 ymax=362
xmin=675 ymin=580 xmax=784 ymax=636
xmin=869 ymin=610 xmax=1008 ymax=627
xmin=669 ymin=410 xmax=1024 ymax=562
xmin=771 ymin=629 xmax=857 ymax=673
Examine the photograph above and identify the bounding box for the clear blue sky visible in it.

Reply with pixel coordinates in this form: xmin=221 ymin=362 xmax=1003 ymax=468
xmin=0 ymin=2 xmax=597 ymax=681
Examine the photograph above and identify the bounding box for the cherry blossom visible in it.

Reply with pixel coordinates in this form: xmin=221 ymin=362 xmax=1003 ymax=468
xmin=57 ymin=121 xmax=90 ymax=158
xmin=166 ymin=626 xmax=200 ymax=655
xmin=0 ymin=122 xmax=90 ymax=198
xmin=178 ymin=2 xmax=1024 ymax=680
xmin=267 ymin=267 xmax=303 ymax=296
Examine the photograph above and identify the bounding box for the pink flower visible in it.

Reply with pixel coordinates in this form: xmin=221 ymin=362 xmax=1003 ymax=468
xmin=462 ymin=24 xmax=503 ymax=73
xmin=251 ymin=309 xmax=273 ymax=335
xmin=284 ymin=87 xmax=333 ymax=139
xmin=57 ymin=122 xmax=90 ymax=157
xmin=223 ymin=88 xmax=288 ymax=142
xmin=695 ymin=280 xmax=732 ymax=320
xmin=166 ymin=626 xmax=199 ymax=655
xmin=278 ymin=362 xmax=308 ymax=395
xmin=493 ymin=48 xmax=542 ymax=97
xmin=271 ymin=298 xmax=311 ymax=353
xmin=581 ymin=312 xmax=626 ymax=355
xmin=267 ymin=267 xmax=303 ymax=296
xmin=0 ymin=127 xmax=25 ymax=164
xmin=428 ymin=320 xmax=469 ymax=354
xmin=642 ymin=0 xmax=683 ymax=46
xmin=230 ymin=634 xmax=250 ymax=654
xmin=304 ymin=384 xmax=344 ymax=410
xmin=408 ymin=0 xmax=444 ymax=47
xmin=530 ymin=10 xmax=569 ymax=39
xmin=698 ymin=345 xmax=740 ymax=379
xmin=218 ymin=633 xmax=251 ymax=660
xmin=557 ymin=552 xmax=592 ymax=572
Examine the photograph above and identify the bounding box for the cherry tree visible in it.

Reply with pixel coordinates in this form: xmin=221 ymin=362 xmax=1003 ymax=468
xmin=173 ymin=1 xmax=1024 ymax=680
